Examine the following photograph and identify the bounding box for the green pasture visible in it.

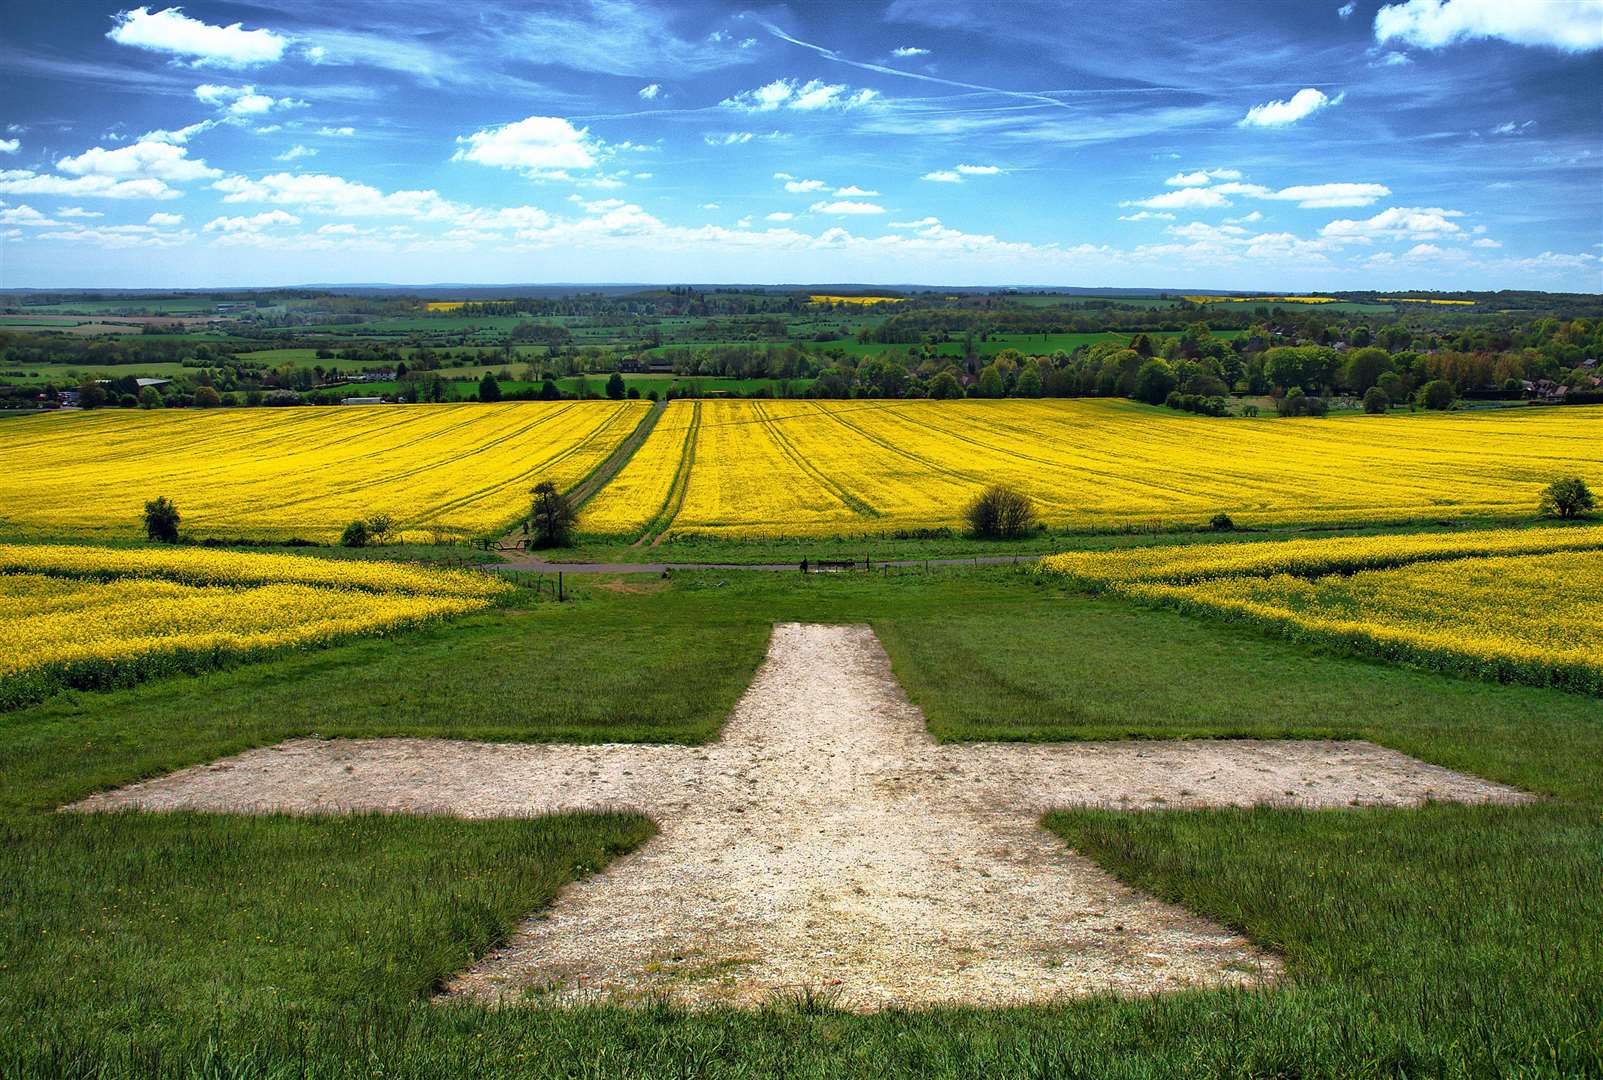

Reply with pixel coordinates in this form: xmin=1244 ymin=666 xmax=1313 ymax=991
xmin=0 ymin=559 xmax=1597 ymax=1076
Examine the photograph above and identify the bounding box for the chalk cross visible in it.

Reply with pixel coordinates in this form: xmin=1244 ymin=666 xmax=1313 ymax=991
xmin=75 ymin=623 xmax=1525 ymax=1009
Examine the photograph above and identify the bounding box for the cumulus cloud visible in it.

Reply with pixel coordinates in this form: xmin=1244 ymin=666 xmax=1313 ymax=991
xmin=0 ymin=169 xmax=178 ymax=200
xmin=213 ymin=172 xmax=460 ymax=218
xmin=782 ymin=177 xmax=828 ymax=193
xmin=58 ymin=206 xmax=104 ymax=219
xmin=0 ymin=205 xmax=63 ymax=227
xmin=147 ymin=211 xmax=183 ymax=225
xmin=204 ymin=209 xmax=300 ymax=232
xmin=56 ymin=141 xmax=220 ymax=183
xmin=1239 ymin=88 xmax=1342 ymax=127
xmin=723 ymin=78 xmax=878 ymax=112
xmin=1216 ymin=181 xmax=1391 ymax=207
xmin=317 ymin=126 xmax=356 ymax=137
xmin=1122 ymin=187 xmax=1231 ymax=210
xmin=765 ymin=211 xmax=794 ymax=221
xmin=140 ymin=120 xmax=216 ymax=144
xmin=1117 ymin=210 xmax=1176 ymax=221
xmin=891 ymin=46 xmax=929 ymax=57
xmin=834 ymin=185 xmax=879 ymax=197
xmin=1374 ymin=0 xmax=1603 ymax=52
xmin=1165 ymin=167 xmax=1242 ymax=186
xmin=922 ymin=170 xmax=961 ymax=183
xmin=809 ymin=200 xmax=886 ymax=215
xmin=638 ymin=83 xmax=662 ymax=100
xmin=194 ymin=84 xmax=302 ymax=117
xmin=0 ymin=139 xmax=18 ymax=154
xmin=274 ymin=144 xmax=316 ymax=161
xmin=452 ymin=116 xmax=602 ymax=177
xmin=1320 ymin=205 xmax=1466 ymax=241
xmin=106 ymin=6 xmax=288 ymax=67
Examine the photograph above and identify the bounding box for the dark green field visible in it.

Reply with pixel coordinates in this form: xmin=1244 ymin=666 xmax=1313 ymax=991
xmin=1 ymin=565 xmax=1598 ymax=1078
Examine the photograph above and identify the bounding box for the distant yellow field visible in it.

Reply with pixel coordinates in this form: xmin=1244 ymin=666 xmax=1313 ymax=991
xmin=1395 ymin=297 xmax=1476 ymax=305
xmin=580 ymin=399 xmax=1603 ymax=539
xmin=425 ymin=301 xmax=468 ymax=312
xmin=808 ymin=295 xmax=903 ymax=305
xmin=0 ymin=402 xmax=647 ymax=541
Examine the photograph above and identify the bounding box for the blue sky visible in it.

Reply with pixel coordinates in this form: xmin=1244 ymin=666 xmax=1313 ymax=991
xmin=1 ymin=0 xmax=1600 ymax=290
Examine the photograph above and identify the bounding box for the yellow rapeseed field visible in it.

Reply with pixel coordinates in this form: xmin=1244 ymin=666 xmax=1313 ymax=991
xmin=581 ymin=399 xmax=1603 ymax=539
xmin=0 ymin=402 xmax=647 ymax=541
xmin=1037 ymin=526 xmax=1603 ymax=694
xmin=0 ymin=544 xmax=509 ymax=707
xmin=808 ymin=295 xmax=903 ymax=305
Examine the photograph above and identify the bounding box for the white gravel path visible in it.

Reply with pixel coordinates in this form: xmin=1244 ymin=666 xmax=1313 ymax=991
xmin=72 ymin=623 xmax=1528 ymax=1009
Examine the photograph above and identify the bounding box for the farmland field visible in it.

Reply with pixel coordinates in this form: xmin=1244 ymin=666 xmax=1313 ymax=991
xmin=0 ymin=402 xmax=647 ymax=541
xmin=0 ymin=543 xmax=506 ymax=708
xmin=580 ymin=399 xmax=1603 ymax=540
xmin=1041 ymin=526 xmax=1603 ymax=694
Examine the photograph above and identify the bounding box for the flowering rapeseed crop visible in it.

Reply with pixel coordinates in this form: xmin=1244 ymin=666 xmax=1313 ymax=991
xmin=0 ymin=544 xmax=509 ymax=708
xmin=582 ymin=399 xmax=1603 ymax=540
xmin=1039 ymin=526 xmax=1603 ymax=694
xmin=0 ymin=402 xmax=646 ymax=542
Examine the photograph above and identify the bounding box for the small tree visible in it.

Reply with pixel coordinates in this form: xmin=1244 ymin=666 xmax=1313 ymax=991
xmin=528 ymin=481 xmax=578 ymax=547
xmin=1132 ymin=359 xmax=1176 ymax=405
xmin=143 ymin=496 xmax=181 ymax=543
xmin=479 ymin=373 xmax=502 ymax=402
xmin=77 ymin=380 xmax=108 ymax=409
xmin=138 ymin=385 xmax=164 ymax=409
xmin=364 ymin=512 xmax=397 ymax=544
xmin=1417 ymin=379 xmax=1455 ymax=410
xmin=1362 ymin=386 xmax=1390 ymax=414
xmin=606 ymin=372 xmax=626 ymax=400
xmin=193 ymin=385 xmax=222 ymax=408
xmin=1540 ymin=476 xmax=1595 ymax=519
xmin=340 ymin=519 xmax=371 ymax=547
xmin=964 ymin=485 xmax=1037 ymax=539
xmin=1210 ymin=512 xmax=1235 ymax=531
xmin=928 ymin=370 xmax=964 ymax=399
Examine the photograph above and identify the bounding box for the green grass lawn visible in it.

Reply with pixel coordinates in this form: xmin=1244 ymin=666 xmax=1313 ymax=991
xmin=0 ymin=567 xmax=1597 ymax=1077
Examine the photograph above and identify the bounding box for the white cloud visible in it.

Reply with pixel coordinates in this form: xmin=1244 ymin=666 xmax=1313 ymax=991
xmin=891 ymin=46 xmax=929 ymax=57
xmin=0 ymin=169 xmax=178 ymax=200
xmin=783 ymin=178 xmax=828 ymax=193
xmin=194 ymin=84 xmax=302 ymax=117
xmin=1123 ymin=187 xmax=1231 ymax=210
xmin=106 ymin=6 xmax=288 ymax=67
xmin=809 ymin=200 xmax=886 ymax=215
xmin=1374 ymin=0 xmax=1603 ymax=52
xmin=1248 ymin=182 xmax=1391 ymax=208
xmin=452 ymin=116 xmax=601 ymax=177
xmin=212 ymin=172 xmax=460 ymax=219
xmin=58 ymin=206 xmax=104 ymax=219
xmin=147 ymin=211 xmax=183 ymax=225
xmin=0 ymin=205 xmax=62 ymax=227
xmin=1338 ymin=2 xmax=1356 ymax=17
xmin=723 ymin=78 xmax=878 ymax=112
xmin=922 ymin=170 xmax=961 ymax=183
xmin=1375 ymin=50 xmax=1414 ymax=65
xmin=0 ymin=139 xmax=18 ymax=154
xmin=204 ymin=209 xmax=300 ymax=232
xmin=1239 ymin=88 xmax=1342 ymax=127
xmin=140 ymin=120 xmax=216 ymax=145
xmin=1226 ymin=210 xmax=1264 ymax=223
xmin=766 ymin=211 xmax=794 ymax=221
xmin=638 ymin=83 xmax=662 ymax=100
xmin=834 ymin=185 xmax=880 ymax=197
xmin=275 ymin=145 xmax=316 ymax=162
xmin=699 ymin=202 xmax=721 ymax=210
xmin=1489 ymin=120 xmax=1535 ymax=135
xmin=889 ymin=216 xmax=940 ymax=228
xmin=36 ymin=223 xmax=191 ymax=248
xmin=705 ymin=132 xmax=753 ymax=145
xmin=1118 ymin=210 xmax=1176 ymax=221
xmin=1165 ymin=167 xmax=1242 ymax=186
xmin=956 ymin=163 xmax=1002 ymax=175
xmin=317 ymin=126 xmax=356 ymax=137
xmin=57 ymin=141 xmax=220 ymax=183
xmin=1472 ymin=237 xmax=1501 ymax=248
xmin=1321 ymin=205 xmax=1465 ymax=241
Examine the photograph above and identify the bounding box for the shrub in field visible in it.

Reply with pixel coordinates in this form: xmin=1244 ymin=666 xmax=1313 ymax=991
xmin=964 ymin=485 xmax=1037 ymax=539
xmin=529 ymin=481 xmax=578 ymax=548
xmin=364 ymin=512 xmax=398 ymax=545
xmin=479 ymin=373 xmax=502 ymax=403
xmin=606 ymin=372 xmax=626 ymax=400
xmin=143 ymin=496 xmax=180 ymax=543
xmin=927 ymin=371 xmax=964 ymax=399
xmin=1540 ymin=476 xmax=1595 ymax=519
xmin=1363 ymin=386 xmax=1390 ymax=414
xmin=1132 ymin=359 xmax=1176 ymax=405
xmin=1210 ymin=513 xmax=1235 ymax=532
xmin=193 ymin=386 xmax=222 ymax=408
xmin=340 ymin=520 xmax=371 ymax=548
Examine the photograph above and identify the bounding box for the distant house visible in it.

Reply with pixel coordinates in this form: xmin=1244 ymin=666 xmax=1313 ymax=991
xmin=341 ymin=396 xmax=385 ymax=405
xmin=134 ymin=378 xmax=171 ymax=389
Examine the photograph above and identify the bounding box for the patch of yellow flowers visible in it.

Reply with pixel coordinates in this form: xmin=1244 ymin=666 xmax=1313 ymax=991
xmin=1040 ymin=525 xmax=1603 ymax=695
xmin=0 ymin=544 xmax=509 ymax=708
xmin=0 ymin=402 xmax=647 ymax=542
xmin=582 ymin=400 xmax=1603 ymax=540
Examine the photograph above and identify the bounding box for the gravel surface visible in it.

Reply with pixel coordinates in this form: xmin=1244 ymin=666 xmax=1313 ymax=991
xmin=72 ymin=623 xmax=1528 ymax=1010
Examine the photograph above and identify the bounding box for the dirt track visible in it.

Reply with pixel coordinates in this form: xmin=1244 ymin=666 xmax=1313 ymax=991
xmin=73 ymin=623 xmax=1527 ymax=1009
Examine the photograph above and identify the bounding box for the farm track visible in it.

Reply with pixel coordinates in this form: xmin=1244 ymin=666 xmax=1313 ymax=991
xmin=640 ymin=401 xmax=701 ymax=548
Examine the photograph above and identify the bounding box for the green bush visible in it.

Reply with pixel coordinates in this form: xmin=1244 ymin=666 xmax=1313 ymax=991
xmin=1210 ymin=513 xmax=1235 ymax=532
xmin=1418 ymin=379 xmax=1455 ymax=410
xmin=528 ymin=481 xmax=578 ymax=548
xmin=340 ymin=520 xmax=370 ymax=548
xmin=1540 ymin=476 xmax=1595 ymax=519
xmin=142 ymin=496 xmax=180 ymax=543
xmin=1363 ymin=386 xmax=1390 ymax=414
xmin=964 ymin=485 xmax=1037 ymax=539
